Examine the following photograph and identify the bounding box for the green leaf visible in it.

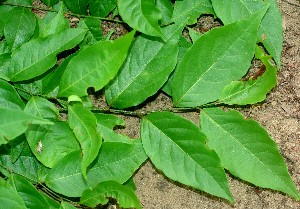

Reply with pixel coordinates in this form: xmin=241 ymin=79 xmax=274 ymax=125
xmin=0 ymin=144 xmax=47 ymax=182
xmin=172 ymin=0 xmax=214 ymax=25
xmin=162 ymin=35 xmax=192 ymax=96
xmin=4 ymin=7 xmax=36 ymax=50
xmin=188 ymin=27 xmax=202 ymax=43
xmin=42 ymin=193 xmax=60 ymax=209
xmin=63 ymin=0 xmax=88 ymax=14
xmin=58 ymin=31 xmax=134 ymax=97
xmin=24 ymin=96 xmax=59 ymax=120
xmin=68 ymin=105 xmax=102 ymax=178
xmin=26 ymin=122 xmax=80 ymax=168
xmin=200 ymin=108 xmax=300 ymax=200
xmin=5 ymin=0 xmax=33 ymax=6
xmin=94 ymin=113 xmax=126 ymax=129
xmin=10 ymin=135 xmax=25 ymax=163
xmin=80 ymin=181 xmax=142 ymax=209
xmin=219 ymin=52 xmax=277 ymax=105
xmin=86 ymin=141 xmax=147 ymax=187
xmin=211 ymin=0 xmax=283 ymax=67
xmin=6 ymin=28 xmax=86 ymax=82
xmin=42 ymin=54 xmax=74 ymax=96
xmin=172 ymin=7 xmax=268 ymax=107
xmin=40 ymin=0 xmax=59 ymax=7
xmin=40 ymin=2 xmax=69 ymax=37
xmin=141 ymin=112 xmax=233 ymax=202
xmin=8 ymin=174 xmax=50 ymax=209
xmin=118 ymin=0 xmax=163 ymax=38
xmin=105 ymin=35 xmax=178 ymax=108
xmin=45 ymin=151 xmax=88 ymax=197
xmin=0 ymin=79 xmax=25 ymax=109
xmin=0 ymin=107 xmax=52 ymax=145
xmin=0 ymin=178 xmax=27 ymax=209
xmin=156 ymin=0 xmax=173 ymax=25
xmin=59 ymin=201 xmax=77 ymax=209
xmin=89 ymin=0 xmax=117 ymax=17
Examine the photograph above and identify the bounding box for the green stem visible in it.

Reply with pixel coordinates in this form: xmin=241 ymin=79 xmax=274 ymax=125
xmin=1 ymin=2 xmax=125 ymax=24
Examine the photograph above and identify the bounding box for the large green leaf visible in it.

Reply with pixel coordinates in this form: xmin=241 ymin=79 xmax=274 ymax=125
xmin=219 ymin=47 xmax=277 ymax=105
xmin=118 ymin=0 xmax=163 ymax=38
xmin=58 ymin=31 xmax=134 ymax=97
xmin=26 ymin=122 xmax=80 ymax=168
xmin=80 ymin=181 xmax=142 ymax=209
xmin=89 ymin=0 xmax=117 ymax=17
xmin=4 ymin=7 xmax=36 ymax=51
xmin=200 ymin=108 xmax=300 ymax=200
xmin=172 ymin=0 xmax=214 ymax=25
xmin=68 ymin=105 xmax=102 ymax=178
xmin=6 ymin=28 xmax=86 ymax=82
xmin=40 ymin=0 xmax=59 ymax=6
xmin=45 ymin=151 xmax=88 ymax=197
xmin=141 ymin=112 xmax=233 ymax=202
xmin=87 ymin=141 xmax=147 ymax=187
xmin=8 ymin=174 xmax=50 ymax=209
xmin=171 ymin=7 xmax=268 ymax=107
xmin=0 ymin=178 xmax=27 ymax=209
xmin=211 ymin=0 xmax=283 ymax=67
xmin=105 ymin=35 xmax=178 ymax=108
xmin=63 ymin=0 xmax=88 ymax=14
xmin=24 ymin=96 xmax=59 ymax=120
xmin=0 ymin=107 xmax=52 ymax=145
xmin=0 ymin=79 xmax=25 ymax=109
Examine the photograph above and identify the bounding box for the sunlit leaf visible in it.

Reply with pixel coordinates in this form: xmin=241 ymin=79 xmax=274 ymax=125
xmin=63 ymin=0 xmax=88 ymax=14
xmin=89 ymin=0 xmax=117 ymax=17
xmin=200 ymin=108 xmax=300 ymax=200
xmin=0 ymin=79 xmax=25 ymax=109
xmin=141 ymin=112 xmax=233 ymax=202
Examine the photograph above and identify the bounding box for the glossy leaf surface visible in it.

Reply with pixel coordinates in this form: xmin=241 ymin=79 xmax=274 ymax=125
xmin=105 ymin=35 xmax=178 ymax=108
xmin=6 ymin=28 xmax=86 ymax=82
xmin=58 ymin=31 xmax=134 ymax=97
xmin=141 ymin=112 xmax=233 ymax=202
xmin=0 ymin=79 xmax=24 ymax=109
xmin=68 ymin=105 xmax=102 ymax=178
xmin=80 ymin=181 xmax=142 ymax=209
xmin=172 ymin=8 xmax=267 ymax=107
xmin=200 ymin=108 xmax=300 ymax=200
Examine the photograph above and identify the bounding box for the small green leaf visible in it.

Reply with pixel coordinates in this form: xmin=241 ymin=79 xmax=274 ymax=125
xmin=172 ymin=0 xmax=214 ymax=25
xmin=105 ymin=35 xmax=178 ymax=108
xmin=40 ymin=2 xmax=69 ymax=37
xmin=0 ymin=178 xmax=27 ymax=209
xmin=200 ymin=108 xmax=300 ymax=200
xmin=188 ymin=27 xmax=202 ymax=43
xmin=0 ymin=107 xmax=52 ymax=145
xmin=156 ymin=0 xmax=173 ymax=25
xmin=6 ymin=28 xmax=86 ymax=82
xmin=0 ymin=79 xmax=25 ymax=109
xmin=141 ymin=112 xmax=233 ymax=202
xmin=0 ymin=144 xmax=47 ymax=182
xmin=4 ymin=7 xmax=36 ymax=51
xmin=45 ymin=151 xmax=88 ymax=197
xmin=80 ymin=181 xmax=142 ymax=209
xmin=219 ymin=52 xmax=277 ymax=105
xmin=118 ymin=0 xmax=163 ymax=38
xmin=41 ymin=0 xmax=59 ymax=7
xmin=24 ymin=96 xmax=59 ymax=120
xmin=86 ymin=141 xmax=147 ymax=187
xmin=89 ymin=0 xmax=117 ymax=17
xmin=10 ymin=135 xmax=25 ymax=163
xmin=63 ymin=0 xmax=88 ymax=14
xmin=68 ymin=105 xmax=102 ymax=178
xmin=8 ymin=174 xmax=50 ymax=209
xmin=172 ymin=7 xmax=268 ymax=107
xmin=58 ymin=31 xmax=135 ymax=97
xmin=26 ymin=122 xmax=80 ymax=168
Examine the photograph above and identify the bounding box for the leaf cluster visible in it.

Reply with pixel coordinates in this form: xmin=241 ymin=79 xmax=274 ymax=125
xmin=0 ymin=0 xmax=298 ymax=208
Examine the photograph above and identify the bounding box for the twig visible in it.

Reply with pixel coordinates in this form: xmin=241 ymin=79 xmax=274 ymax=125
xmin=282 ymin=0 xmax=300 ymax=7
xmin=1 ymin=2 xmax=125 ymax=24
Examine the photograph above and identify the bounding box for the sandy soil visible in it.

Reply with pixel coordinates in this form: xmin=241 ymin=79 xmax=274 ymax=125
xmin=129 ymin=1 xmax=300 ymax=208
